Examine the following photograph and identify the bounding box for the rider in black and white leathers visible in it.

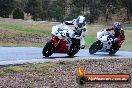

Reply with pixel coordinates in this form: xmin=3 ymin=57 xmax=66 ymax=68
xmin=65 ymin=16 xmax=87 ymax=49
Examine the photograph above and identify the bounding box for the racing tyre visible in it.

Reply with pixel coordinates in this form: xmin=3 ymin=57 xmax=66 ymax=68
xmin=67 ymin=39 xmax=80 ymax=57
xmin=89 ymin=40 xmax=103 ymax=54
xmin=109 ymin=47 xmax=119 ymax=55
xmin=67 ymin=45 xmax=80 ymax=57
xmin=42 ymin=40 xmax=55 ymax=57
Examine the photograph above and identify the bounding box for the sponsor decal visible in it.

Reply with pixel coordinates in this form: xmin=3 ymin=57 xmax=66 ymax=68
xmin=76 ymin=65 xmax=131 ymax=85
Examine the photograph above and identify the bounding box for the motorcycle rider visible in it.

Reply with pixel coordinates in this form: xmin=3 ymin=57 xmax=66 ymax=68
xmin=106 ymin=22 xmax=125 ymax=49
xmin=65 ymin=16 xmax=87 ymax=49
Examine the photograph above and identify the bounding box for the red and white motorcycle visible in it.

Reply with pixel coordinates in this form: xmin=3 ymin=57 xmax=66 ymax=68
xmin=42 ymin=23 xmax=81 ymax=57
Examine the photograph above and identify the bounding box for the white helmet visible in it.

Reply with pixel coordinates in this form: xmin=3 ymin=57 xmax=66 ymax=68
xmin=75 ymin=16 xmax=86 ymax=28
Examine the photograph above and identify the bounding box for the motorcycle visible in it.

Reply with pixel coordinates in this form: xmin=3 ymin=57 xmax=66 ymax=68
xmin=42 ymin=23 xmax=81 ymax=57
xmin=89 ymin=29 xmax=119 ymax=55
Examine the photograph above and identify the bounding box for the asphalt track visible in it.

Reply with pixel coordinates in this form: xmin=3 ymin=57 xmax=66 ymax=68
xmin=0 ymin=47 xmax=132 ymax=66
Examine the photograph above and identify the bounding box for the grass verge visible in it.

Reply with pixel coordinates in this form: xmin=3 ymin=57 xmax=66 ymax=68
xmin=0 ymin=19 xmax=132 ymax=50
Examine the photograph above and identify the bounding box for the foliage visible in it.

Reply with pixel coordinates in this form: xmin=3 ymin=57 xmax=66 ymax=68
xmin=24 ymin=0 xmax=43 ymax=20
xmin=0 ymin=0 xmax=16 ymax=18
xmin=0 ymin=0 xmax=132 ymax=22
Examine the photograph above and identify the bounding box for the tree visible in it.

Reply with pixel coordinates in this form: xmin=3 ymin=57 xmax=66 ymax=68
xmin=98 ymin=0 xmax=120 ymax=23
xmin=86 ymin=0 xmax=100 ymax=23
xmin=70 ymin=0 xmax=99 ymax=23
xmin=41 ymin=0 xmax=51 ymax=20
xmin=24 ymin=0 xmax=43 ymax=20
xmin=71 ymin=0 xmax=87 ymax=14
xmin=13 ymin=8 xmax=24 ymax=19
xmin=15 ymin=0 xmax=28 ymax=9
xmin=47 ymin=0 xmax=67 ymax=21
xmin=0 ymin=0 xmax=16 ymax=18
xmin=120 ymin=0 xmax=132 ymax=21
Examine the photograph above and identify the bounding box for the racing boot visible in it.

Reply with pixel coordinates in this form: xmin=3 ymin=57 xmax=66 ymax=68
xmin=80 ymin=37 xmax=85 ymax=49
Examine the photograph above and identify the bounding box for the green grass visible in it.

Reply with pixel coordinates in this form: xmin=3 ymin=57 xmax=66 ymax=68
xmin=0 ymin=23 xmax=51 ymax=36
xmin=30 ymin=62 xmax=57 ymax=71
xmin=0 ymin=71 xmax=6 ymax=77
xmin=85 ymin=36 xmax=96 ymax=47
xmin=120 ymin=28 xmax=132 ymax=51
xmin=3 ymin=66 xmax=29 ymax=73
xmin=0 ymin=43 xmax=44 ymax=47
xmin=1 ymin=62 xmax=57 ymax=74
xmin=0 ymin=19 xmax=132 ymax=50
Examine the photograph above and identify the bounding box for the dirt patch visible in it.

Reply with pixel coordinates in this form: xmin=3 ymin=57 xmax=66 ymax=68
xmin=0 ymin=29 xmax=49 ymax=47
xmin=0 ymin=58 xmax=131 ymax=88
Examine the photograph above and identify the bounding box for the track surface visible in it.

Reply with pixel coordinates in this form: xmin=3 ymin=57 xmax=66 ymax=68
xmin=0 ymin=47 xmax=132 ymax=65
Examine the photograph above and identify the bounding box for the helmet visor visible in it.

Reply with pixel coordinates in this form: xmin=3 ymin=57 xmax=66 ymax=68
xmin=78 ymin=23 xmax=84 ymax=28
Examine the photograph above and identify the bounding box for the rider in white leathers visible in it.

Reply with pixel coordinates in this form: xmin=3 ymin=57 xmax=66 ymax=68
xmin=65 ymin=16 xmax=87 ymax=49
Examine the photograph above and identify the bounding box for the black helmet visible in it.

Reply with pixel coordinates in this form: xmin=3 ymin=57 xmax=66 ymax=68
xmin=113 ymin=22 xmax=122 ymax=32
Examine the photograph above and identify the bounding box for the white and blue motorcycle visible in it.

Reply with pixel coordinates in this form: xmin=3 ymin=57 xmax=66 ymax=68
xmin=89 ymin=29 xmax=119 ymax=55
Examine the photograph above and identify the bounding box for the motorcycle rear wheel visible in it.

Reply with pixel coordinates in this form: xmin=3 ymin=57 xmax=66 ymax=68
xmin=67 ymin=45 xmax=80 ymax=56
xmin=42 ymin=40 xmax=55 ymax=57
xmin=109 ymin=47 xmax=119 ymax=55
xmin=67 ymin=39 xmax=80 ymax=57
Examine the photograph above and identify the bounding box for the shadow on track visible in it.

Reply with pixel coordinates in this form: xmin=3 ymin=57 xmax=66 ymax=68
xmin=43 ymin=56 xmax=78 ymax=59
xmin=89 ymin=53 xmax=119 ymax=57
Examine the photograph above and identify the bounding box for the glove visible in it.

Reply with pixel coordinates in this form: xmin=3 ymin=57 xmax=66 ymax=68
xmin=114 ymin=38 xmax=118 ymax=42
xmin=82 ymin=28 xmax=86 ymax=31
xmin=113 ymin=38 xmax=118 ymax=45
xmin=65 ymin=22 xmax=74 ymax=25
xmin=74 ymin=35 xmax=81 ymax=39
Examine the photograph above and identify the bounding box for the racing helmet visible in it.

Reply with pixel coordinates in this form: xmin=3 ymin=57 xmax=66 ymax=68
xmin=76 ymin=16 xmax=86 ymax=28
xmin=113 ymin=22 xmax=122 ymax=32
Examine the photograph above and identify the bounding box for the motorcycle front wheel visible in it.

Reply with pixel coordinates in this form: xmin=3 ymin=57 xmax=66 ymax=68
xmin=89 ymin=40 xmax=103 ymax=54
xmin=42 ymin=40 xmax=55 ymax=57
